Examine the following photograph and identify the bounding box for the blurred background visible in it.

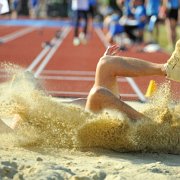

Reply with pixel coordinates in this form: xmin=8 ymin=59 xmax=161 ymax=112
xmin=1 ymin=0 xmax=179 ymax=50
xmin=0 ymin=0 xmax=180 ymax=101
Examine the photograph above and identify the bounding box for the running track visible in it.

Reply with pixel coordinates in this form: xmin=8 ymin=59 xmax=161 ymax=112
xmin=0 ymin=19 xmax=180 ymax=101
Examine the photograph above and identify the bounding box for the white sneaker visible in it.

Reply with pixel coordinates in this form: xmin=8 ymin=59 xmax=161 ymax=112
xmin=164 ymin=39 xmax=180 ymax=82
xmin=79 ymin=32 xmax=87 ymax=45
xmin=73 ymin=37 xmax=80 ymax=46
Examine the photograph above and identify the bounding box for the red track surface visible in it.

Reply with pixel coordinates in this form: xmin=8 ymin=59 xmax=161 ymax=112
xmin=0 ymin=26 xmax=25 ymax=36
xmin=0 ymin=24 xmax=180 ymax=100
xmin=0 ymin=26 xmax=59 ymax=66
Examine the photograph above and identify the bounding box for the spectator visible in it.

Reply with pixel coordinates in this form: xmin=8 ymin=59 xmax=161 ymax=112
xmin=29 ymin=0 xmax=40 ymax=18
xmin=145 ymin=0 xmax=161 ymax=43
xmin=71 ymin=0 xmax=90 ymax=46
xmin=162 ymin=0 xmax=180 ymax=50
xmin=123 ymin=0 xmax=147 ymax=43
xmin=117 ymin=0 xmax=133 ymax=17
xmin=105 ymin=13 xmax=124 ymax=43
xmin=88 ymin=0 xmax=97 ymax=37
xmin=104 ymin=0 xmax=147 ymax=45
xmin=88 ymin=0 xmax=97 ymax=19
xmin=11 ymin=0 xmax=20 ymax=18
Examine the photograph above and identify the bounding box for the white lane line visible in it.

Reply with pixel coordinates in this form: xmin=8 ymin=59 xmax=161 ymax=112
xmin=42 ymin=69 xmax=95 ymax=76
xmin=95 ymin=28 xmax=146 ymax=102
xmin=27 ymin=36 xmax=58 ymax=71
xmin=0 ymin=74 xmax=101 ymax=84
xmin=40 ymin=75 xmax=95 ymax=81
xmin=34 ymin=27 xmax=70 ymax=78
xmin=0 ymin=27 xmax=36 ymax=43
xmin=47 ymin=90 xmax=138 ymax=97
xmin=95 ymin=28 xmax=109 ymax=47
xmin=39 ymin=75 xmax=126 ymax=82
xmin=48 ymin=91 xmax=89 ymax=96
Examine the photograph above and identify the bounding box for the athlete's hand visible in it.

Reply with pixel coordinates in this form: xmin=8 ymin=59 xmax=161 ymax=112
xmin=104 ymin=44 xmax=120 ymax=56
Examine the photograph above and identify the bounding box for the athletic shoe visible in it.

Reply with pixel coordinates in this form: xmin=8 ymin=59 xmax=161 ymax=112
xmin=164 ymin=39 xmax=180 ymax=82
xmin=73 ymin=37 xmax=80 ymax=46
xmin=79 ymin=32 xmax=87 ymax=45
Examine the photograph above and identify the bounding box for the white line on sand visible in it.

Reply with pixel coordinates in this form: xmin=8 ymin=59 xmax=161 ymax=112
xmin=34 ymin=27 xmax=70 ymax=78
xmin=95 ymin=28 xmax=146 ymax=102
xmin=0 ymin=26 xmax=36 ymax=43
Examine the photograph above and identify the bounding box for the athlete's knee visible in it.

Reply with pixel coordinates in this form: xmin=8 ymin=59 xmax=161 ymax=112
xmin=88 ymin=86 xmax=104 ymax=103
xmin=97 ymin=55 xmax=113 ymax=71
xmin=86 ymin=86 xmax=105 ymax=112
xmin=89 ymin=86 xmax=108 ymax=100
xmin=99 ymin=55 xmax=112 ymax=63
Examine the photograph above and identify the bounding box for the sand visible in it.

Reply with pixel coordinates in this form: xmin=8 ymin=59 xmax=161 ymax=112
xmin=0 ymin=64 xmax=179 ymax=179
xmin=0 ymin=146 xmax=180 ymax=180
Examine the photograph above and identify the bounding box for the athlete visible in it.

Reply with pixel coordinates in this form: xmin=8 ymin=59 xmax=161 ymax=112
xmin=0 ymin=39 xmax=180 ymax=131
xmin=84 ymin=39 xmax=180 ymax=120
xmin=162 ymin=0 xmax=179 ymax=49
xmin=145 ymin=0 xmax=161 ymax=42
xmin=71 ymin=0 xmax=90 ymax=46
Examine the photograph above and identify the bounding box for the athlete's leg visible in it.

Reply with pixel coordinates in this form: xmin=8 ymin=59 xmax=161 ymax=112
xmin=166 ymin=18 xmax=177 ymax=48
xmin=85 ymin=45 xmax=167 ymax=120
xmin=94 ymin=45 xmax=166 ymax=97
xmin=62 ymin=98 xmax=87 ymax=107
xmin=86 ymin=86 xmax=146 ymax=121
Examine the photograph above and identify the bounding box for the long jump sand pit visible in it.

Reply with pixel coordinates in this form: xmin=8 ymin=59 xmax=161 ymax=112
xmin=0 ymin=64 xmax=179 ymax=179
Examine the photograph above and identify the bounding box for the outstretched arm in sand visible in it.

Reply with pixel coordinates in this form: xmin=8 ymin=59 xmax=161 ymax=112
xmin=85 ymin=40 xmax=180 ymax=120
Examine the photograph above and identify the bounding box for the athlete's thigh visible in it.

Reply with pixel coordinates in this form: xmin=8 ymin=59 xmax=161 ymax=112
xmin=94 ymin=56 xmax=126 ymax=96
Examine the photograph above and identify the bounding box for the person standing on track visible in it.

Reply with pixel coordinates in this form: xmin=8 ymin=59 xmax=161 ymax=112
xmin=123 ymin=0 xmax=147 ymax=44
xmin=145 ymin=0 xmax=161 ymax=43
xmin=71 ymin=0 xmax=90 ymax=46
xmin=162 ymin=0 xmax=180 ymax=51
xmin=29 ymin=0 xmax=39 ymax=18
xmin=88 ymin=0 xmax=97 ymax=19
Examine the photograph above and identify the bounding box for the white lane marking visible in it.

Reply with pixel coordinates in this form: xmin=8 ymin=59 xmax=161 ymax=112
xmin=47 ymin=90 xmax=138 ymax=97
xmin=34 ymin=27 xmax=70 ymax=78
xmin=39 ymin=75 xmax=126 ymax=82
xmin=27 ymin=37 xmax=58 ymax=71
xmin=95 ymin=28 xmax=146 ymax=102
xmin=0 ymin=27 xmax=36 ymax=43
xmin=95 ymin=28 xmax=109 ymax=47
xmin=42 ymin=69 xmax=95 ymax=76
